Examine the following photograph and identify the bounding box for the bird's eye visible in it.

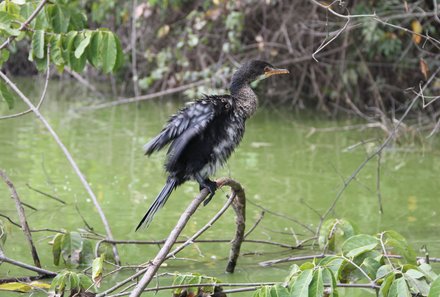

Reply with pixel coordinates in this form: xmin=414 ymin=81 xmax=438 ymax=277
xmin=264 ymin=66 xmax=270 ymax=72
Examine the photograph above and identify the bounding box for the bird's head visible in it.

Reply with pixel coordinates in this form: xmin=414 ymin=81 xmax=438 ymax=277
xmin=230 ymin=60 xmax=289 ymax=92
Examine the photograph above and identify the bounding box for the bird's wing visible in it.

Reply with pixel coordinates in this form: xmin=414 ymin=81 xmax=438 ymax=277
xmin=143 ymin=98 xmax=221 ymax=156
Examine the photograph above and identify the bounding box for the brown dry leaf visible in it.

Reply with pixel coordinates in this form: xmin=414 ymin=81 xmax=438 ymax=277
xmin=411 ymin=20 xmax=422 ymax=44
xmin=419 ymin=58 xmax=429 ymax=80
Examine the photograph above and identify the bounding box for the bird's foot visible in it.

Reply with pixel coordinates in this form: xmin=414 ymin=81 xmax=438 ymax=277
xmin=198 ymin=179 xmax=217 ymax=206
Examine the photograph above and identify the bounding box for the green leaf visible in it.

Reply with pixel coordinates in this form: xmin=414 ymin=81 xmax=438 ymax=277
xmin=309 ymin=268 xmax=324 ymax=297
xmin=0 ymin=220 xmax=6 ymax=249
xmin=79 ymin=238 xmax=94 ymax=265
xmin=61 ymin=231 xmax=83 ymax=266
xmin=52 ymin=233 xmax=64 ymax=266
xmin=0 ymin=11 xmax=12 ymax=27
xmin=318 ymin=256 xmax=344 ymax=278
xmin=78 ymin=273 xmax=93 ymax=290
xmin=69 ymin=273 xmax=80 ymax=292
xmin=49 ymin=271 xmax=68 ymax=293
xmin=87 ymin=31 xmax=102 ymax=68
xmin=379 ymin=273 xmax=395 ymax=297
xmin=46 ymin=4 xmax=69 ymax=33
xmin=269 ymin=284 xmax=289 ymax=297
xmin=0 ymin=48 xmax=10 ymax=67
xmin=0 ymin=11 xmax=20 ymax=36
xmin=0 ymin=77 xmax=16 ymax=102
xmin=62 ymin=31 xmax=77 ymax=66
xmin=74 ymin=31 xmax=92 ymax=58
xmin=404 ymin=270 xmax=430 ymax=296
xmin=419 ymin=263 xmax=438 ymax=282
xmin=284 ymin=264 xmax=301 ymax=286
xmin=69 ymin=34 xmax=87 ymax=72
xmin=32 ymin=30 xmax=45 ymax=59
xmin=383 ymin=231 xmax=417 ymax=265
xmin=100 ymin=32 xmax=117 ymax=73
xmin=429 ymin=276 xmax=440 ymax=297
xmin=92 ymin=254 xmax=105 ymax=287
xmin=318 ymin=218 xmax=355 ymax=251
xmin=361 ymin=257 xmax=381 ymax=279
xmin=405 ymin=269 xmax=425 ymax=279
xmin=49 ymin=34 xmax=64 ymax=66
xmin=322 ymin=268 xmax=339 ymax=297
xmin=341 ymin=234 xmax=378 ymax=258
xmin=113 ymin=34 xmax=125 ymax=71
xmin=0 ymin=80 xmax=15 ymax=110
xmin=388 ymin=277 xmax=411 ymax=297
xmin=69 ymin=11 xmax=87 ymax=30
xmin=290 ymin=269 xmax=313 ymax=297
xmin=376 ymin=264 xmax=393 ymax=280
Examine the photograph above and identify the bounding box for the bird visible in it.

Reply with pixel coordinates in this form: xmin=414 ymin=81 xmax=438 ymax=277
xmin=136 ymin=60 xmax=289 ymax=230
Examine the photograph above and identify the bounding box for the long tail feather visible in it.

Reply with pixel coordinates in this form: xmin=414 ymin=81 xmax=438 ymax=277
xmin=136 ymin=178 xmax=177 ymax=231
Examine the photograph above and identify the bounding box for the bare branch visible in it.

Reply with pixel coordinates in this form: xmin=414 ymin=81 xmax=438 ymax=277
xmin=0 ymin=250 xmax=56 ymax=277
xmin=82 ymin=79 xmax=208 ymax=111
xmin=0 ymin=170 xmax=41 ymax=268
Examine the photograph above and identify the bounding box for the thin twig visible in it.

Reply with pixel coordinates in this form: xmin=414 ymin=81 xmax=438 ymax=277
xmin=82 ymin=79 xmax=208 ymax=111
xmin=0 ymin=170 xmax=41 ymax=268
xmin=26 ymin=183 xmax=66 ymax=205
xmin=244 ymin=211 xmax=265 ymax=239
xmin=0 ymin=71 xmax=121 ymax=265
xmin=0 ymin=250 xmax=56 ymax=277
xmin=0 ymin=46 xmax=51 ymax=120
xmin=376 ymin=152 xmax=383 ymax=214
xmin=131 ymin=0 xmax=140 ymax=97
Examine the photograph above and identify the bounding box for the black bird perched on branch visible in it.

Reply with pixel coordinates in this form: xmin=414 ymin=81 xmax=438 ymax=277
xmin=136 ymin=60 xmax=289 ymax=230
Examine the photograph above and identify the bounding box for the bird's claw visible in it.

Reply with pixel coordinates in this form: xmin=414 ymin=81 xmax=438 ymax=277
xmin=198 ymin=179 xmax=217 ymax=206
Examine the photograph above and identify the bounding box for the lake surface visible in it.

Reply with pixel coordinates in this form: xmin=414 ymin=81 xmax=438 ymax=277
xmin=1 ymin=79 xmax=439 ymax=296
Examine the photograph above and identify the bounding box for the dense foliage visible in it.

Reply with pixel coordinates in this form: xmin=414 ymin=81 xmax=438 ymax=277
xmin=2 ymin=0 xmax=439 ymax=115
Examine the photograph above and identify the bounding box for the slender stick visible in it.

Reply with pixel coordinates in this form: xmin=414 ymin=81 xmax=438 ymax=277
xmin=131 ymin=0 xmax=140 ymax=97
xmin=0 ymin=249 xmax=55 ymax=276
xmin=0 ymin=71 xmax=121 ymax=265
xmin=83 ymin=79 xmax=208 ymax=111
xmin=0 ymin=170 xmax=41 ymax=268
xmin=128 ymin=189 xmax=208 ymax=297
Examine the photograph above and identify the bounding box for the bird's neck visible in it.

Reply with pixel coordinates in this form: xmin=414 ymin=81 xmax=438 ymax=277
xmin=229 ymin=82 xmax=258 ymax=118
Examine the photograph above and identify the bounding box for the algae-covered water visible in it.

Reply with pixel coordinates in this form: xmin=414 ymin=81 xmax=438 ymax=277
xmin=1 ymin=79 xmax=439 ymax=296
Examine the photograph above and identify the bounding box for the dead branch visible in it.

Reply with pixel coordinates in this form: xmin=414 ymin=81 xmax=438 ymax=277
xmin=217 ymin=178 xmax=246 ymax=273
xmin=0 ymin=170 xmax=41 ymax=268
xmin=82 ymin=79 xmax=208 ymax=111
xmin=0 ymin=249 xmax=55 ymax=277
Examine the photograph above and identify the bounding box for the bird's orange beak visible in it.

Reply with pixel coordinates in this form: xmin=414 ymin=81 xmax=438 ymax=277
xmin=264 ymin=67 xmax=289 ymax=78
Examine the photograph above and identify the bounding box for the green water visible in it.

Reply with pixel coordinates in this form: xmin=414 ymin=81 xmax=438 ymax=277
xmin=1 ymin=79 xmax=439 ymax=296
